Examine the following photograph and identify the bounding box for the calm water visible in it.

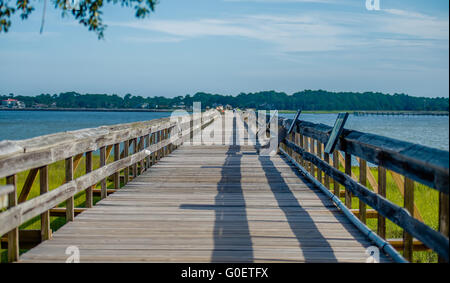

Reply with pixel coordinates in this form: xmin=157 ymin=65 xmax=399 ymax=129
xmin=0 ymin=111 xmax=448 ymax=151
xmin=0 ymin=111 xmax=172 ymax=141
xmin=281 ymin=113 xmax=449 ymax=151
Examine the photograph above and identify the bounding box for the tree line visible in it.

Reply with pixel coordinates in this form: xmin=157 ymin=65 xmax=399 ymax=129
xmin=1 ymin=90 xmax=448 ymax=111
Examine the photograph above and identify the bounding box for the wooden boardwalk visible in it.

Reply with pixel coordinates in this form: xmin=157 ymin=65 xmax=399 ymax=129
xmin=19 ymin=113 xmax=391 ymax=262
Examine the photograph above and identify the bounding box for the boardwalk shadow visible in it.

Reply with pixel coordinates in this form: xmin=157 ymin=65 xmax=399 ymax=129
xmin=179 ymin=114 xmax=253 ymax=262
xmin=258 ymin=155 xmax=339 ymax=262
xmin=241 ymin=113 xmax=338 ymax=262
xmin=210 ymin=113 xmax=253 ymax=262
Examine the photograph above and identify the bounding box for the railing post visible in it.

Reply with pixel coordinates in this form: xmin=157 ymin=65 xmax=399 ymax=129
xmin=332 ymin=151 xmax=340 ymax=196
xmin=299 ymin=134 xmax=304 ymax=167
xmin=151 ymin=133 xmax=156 ymax=166
xmin=309 ymin=138 xmax=315 ymax=177
xmin=157 ymin=130 xmax=162 ymax=161
xmin=377 ymin=166 xmax=387 ymax=239
xmin=403 ymin=177 xmax=414 ymax=262
xmin=100 ymin=146 xmax=107 ymax=199
xmin=164 ymin=128 xmax=169 ymax=156
xmin=124 ymin=140 xmax=129 ymax=185
xmin=40 ymin=165 xmax=51 ymax=241
xmin=85 ymin=151 xmax=93 ymax=208
xmin=317 ymin=142 xmax=323 ymax=184
xmin=359 ymin=159 xmax=367 ymax=224
xmin=344 ymin=152 xmax=352 ymax=208
xmin=6 ymin=175 xmax=19 ymax=262
xmin=65 ymin=157 xmax=74 ymax=222
xmin=114 ymin=143 xmax=120 ymax=190
xmin=132 ymin=138 xmax=137 ymax=178
xmin=139 ymin=136 xmax=145 ymax=174
xmin=439 ymin=191 xmax=449 ymax=263
xmin=303 ymin=136 xmax=309 ymax=172
xmin=324 ymin=146 xmax=330 ymax=189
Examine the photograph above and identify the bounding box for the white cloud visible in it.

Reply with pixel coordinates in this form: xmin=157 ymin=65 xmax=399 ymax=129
xmin=111 ymin=15 xmax=351 ymax=52
xmin=110 ymin=7 xmax=448 ymax=53
xmin=380 ymin=9 xmax=449 ymax=40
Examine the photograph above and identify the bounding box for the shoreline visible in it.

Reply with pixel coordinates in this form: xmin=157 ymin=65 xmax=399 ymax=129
xmin=0 ymin=108 xmax=178 ymax=113
xmin=1 ymin=108 xmax=448 ymax=116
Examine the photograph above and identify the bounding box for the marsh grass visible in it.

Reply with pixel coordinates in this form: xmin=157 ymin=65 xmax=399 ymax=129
xmin=0 ymin=155 xmax=117 ymax=262
xmin=341 ymin=165 xmax=439 ymax=263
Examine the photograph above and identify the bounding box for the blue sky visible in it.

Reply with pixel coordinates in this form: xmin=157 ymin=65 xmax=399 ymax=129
xmin=0 ymin=0 xmax=448 ymax=97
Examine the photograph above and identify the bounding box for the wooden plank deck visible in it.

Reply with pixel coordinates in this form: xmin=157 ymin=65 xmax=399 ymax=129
xmin=19 ymin=113 xmax=392 ymax=263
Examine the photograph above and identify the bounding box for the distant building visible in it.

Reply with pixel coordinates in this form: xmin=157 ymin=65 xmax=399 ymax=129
xmin=1 ymin=98 xmax=25 ymax=108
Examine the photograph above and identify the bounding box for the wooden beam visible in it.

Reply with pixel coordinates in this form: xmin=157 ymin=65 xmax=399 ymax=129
xmin=18 ymin=168 xmax=39 ymax=204
xmin=6 ymin=175 xmax=18 ymax=262
xmin=92 ymin=189 xmax=117 ymax=196
xmin=39 ymin=166 xmax=51 ymax=241
xmin=390 ymin=170 xmax=424 ymax=222
xmin=1 ymin=229 xmax=41 ymax=250
xmin=114 ymin=143 xmax=120 ymax=190
xmin=49 ymin=207 xmax=85 ymax=217
xmin=350 ymin=209 xmax=378 ymax=218
xmin=359 ymin=159 xmax=367 ymax=224
xmin=100 ymin=146 xmax=107 ymax=200
xmin=388 ymin=238 xmax=430 ymax=252
xmin=439 ymin=192 xmax=449 ymax=263
xmin=377 ymin=166 xmax=387 ymax=239
xmin=124 ymin=140 xmax=129 ymax=185
xmin=65 ymin=157 xmax=74 ymax=222
xmin=332 ymin=151 xmax=340 ymax=197
xmin=344 ymin=152 xmax=352 ymax=209
xmin=85 ymin=151 xmax=93 ymax=208
xmin=403 ymin=177 xmax=415 ymax=261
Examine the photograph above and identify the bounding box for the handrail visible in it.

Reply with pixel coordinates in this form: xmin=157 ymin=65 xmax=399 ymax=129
xmin=287 ymin=119 xmax=449 ymax=194
xmin=0 ymin=110 xmax=219 ymax=262
xmin=271 ymin=114 xmax=449 ymax=262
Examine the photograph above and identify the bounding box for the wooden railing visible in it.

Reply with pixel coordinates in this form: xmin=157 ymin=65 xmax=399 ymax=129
xmin=273 ymin=115 xmax=449 ymax=262
xmin=0 ymin=110 xmax=218 ymax=262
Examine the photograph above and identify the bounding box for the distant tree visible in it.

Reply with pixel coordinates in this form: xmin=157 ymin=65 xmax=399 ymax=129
xmin=1 ymin=90 xmax=448 ymax=111
xmin=0 ymin=0 xmax=158 ymax=39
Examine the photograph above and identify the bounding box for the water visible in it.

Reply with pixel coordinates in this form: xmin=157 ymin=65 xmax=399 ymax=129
xmin=280 ymin=113 xmax=449 ymax=151
xmin=0 ymin=111 xmax=448 ymax=152
xmin=0 ymin=111 xmax=172 ymax=141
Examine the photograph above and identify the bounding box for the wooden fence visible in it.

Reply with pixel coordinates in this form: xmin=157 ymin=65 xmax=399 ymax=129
xmin=0 ymin=110 xmax=218 ymax=262
xmin=274 ymin=115 xmax=449 ymax=262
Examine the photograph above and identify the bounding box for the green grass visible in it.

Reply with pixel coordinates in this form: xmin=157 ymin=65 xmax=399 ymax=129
xmin=0 ymin=155 xmax=118 ymax=262
xmin=337 ymin=165 xmax=439 ymax=263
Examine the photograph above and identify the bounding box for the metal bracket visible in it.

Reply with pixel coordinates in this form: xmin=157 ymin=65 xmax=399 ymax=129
xmin=324 ymin=112 xmax=349 ymax=154
xmin=287 ymin=109 xmax=302 ymax=135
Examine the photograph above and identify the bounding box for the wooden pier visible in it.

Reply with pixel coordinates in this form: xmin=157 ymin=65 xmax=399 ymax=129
xmin=0 ymin=110 xmax=448 ymax=263
xmin=353 ymin=111 xmax=449 ymax=116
